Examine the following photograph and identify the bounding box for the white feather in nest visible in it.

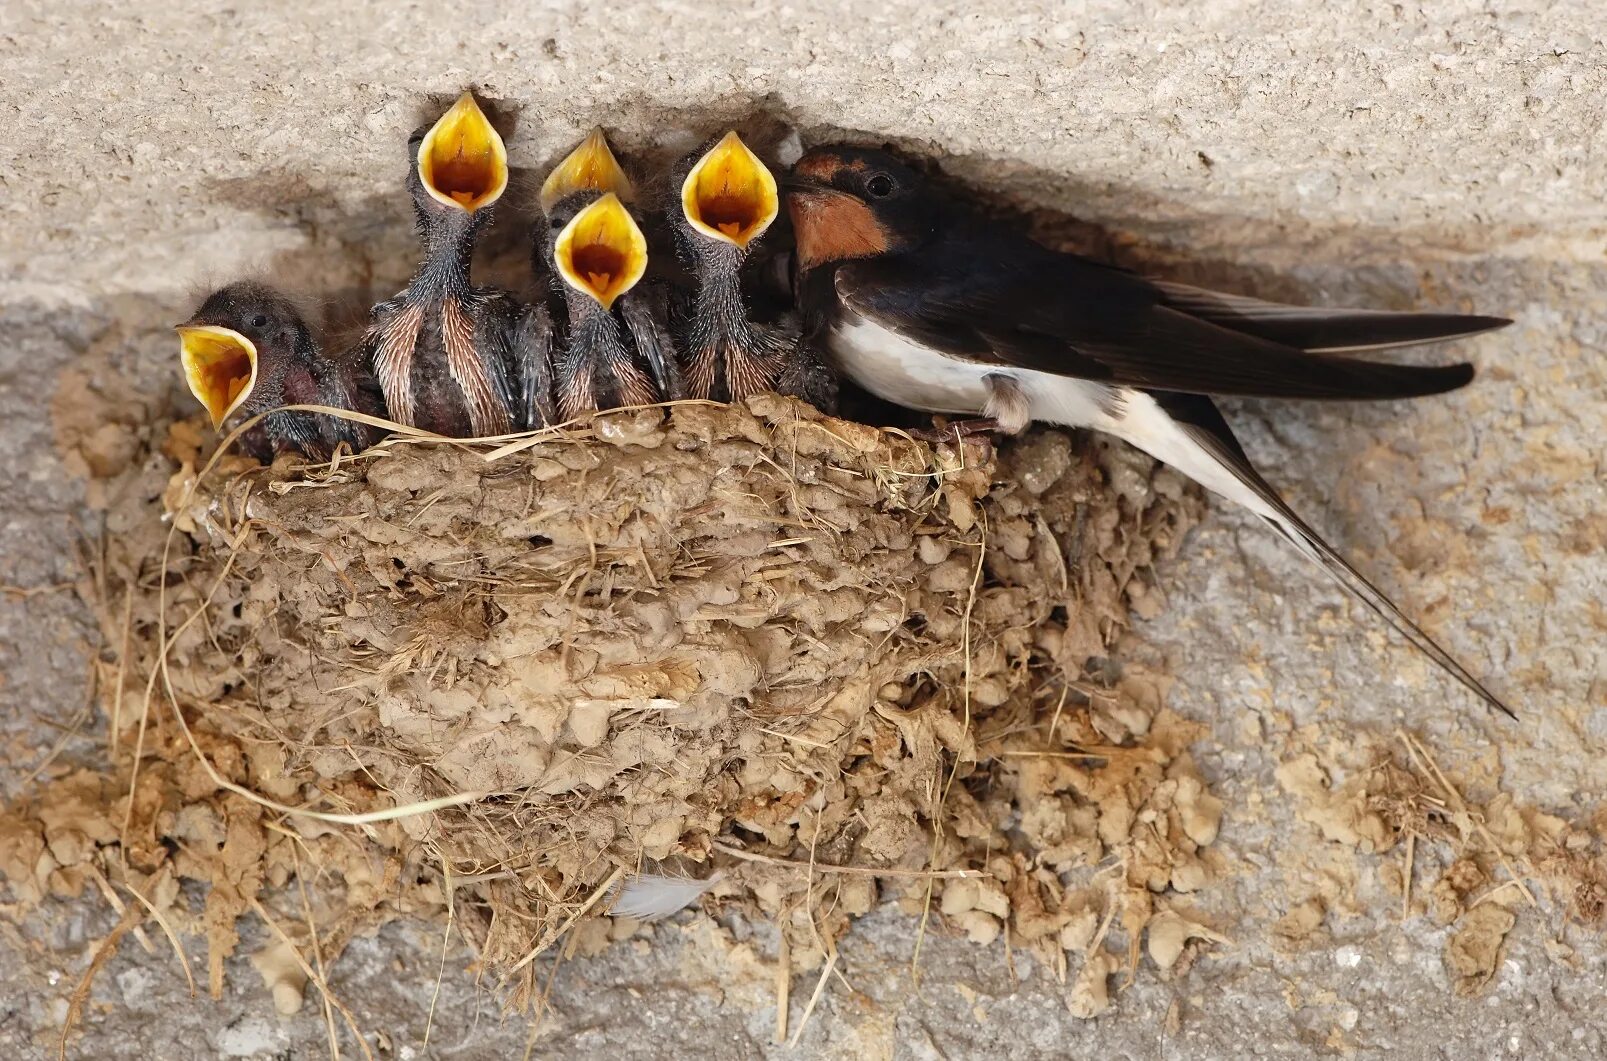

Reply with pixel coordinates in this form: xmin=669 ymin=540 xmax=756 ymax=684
xmin=608 ymin=871 xmax=724 ymax=922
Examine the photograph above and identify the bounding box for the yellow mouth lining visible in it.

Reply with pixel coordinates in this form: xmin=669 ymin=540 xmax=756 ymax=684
xmin=553 ymin=192 xmax=648 ymax=310
xmin=680 ymin=131 xmax=778 ymax=248
xmin=177 ymin=325 xmax=259 ymax=430
xmin=418 ymin=91 xmax=509 ymax=212
xmin=540 ymin=128 xmax=634 ymax=214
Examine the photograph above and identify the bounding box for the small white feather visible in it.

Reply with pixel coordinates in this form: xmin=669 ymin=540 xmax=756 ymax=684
xmin=608 ymin=871 xmax=723 ymax=922
xmin=774 ymin=127 xmax=805 ymax=168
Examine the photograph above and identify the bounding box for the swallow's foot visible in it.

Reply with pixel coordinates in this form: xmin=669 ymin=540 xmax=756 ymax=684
xmin=908 ymin=417 xmax=1000 ymax=451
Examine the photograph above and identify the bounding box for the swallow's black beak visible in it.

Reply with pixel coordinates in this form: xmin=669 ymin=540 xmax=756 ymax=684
xmin=779 ymin=174 xmax=860 ymax=206
xmin=780 ymin=173 xmax=834 ymax=193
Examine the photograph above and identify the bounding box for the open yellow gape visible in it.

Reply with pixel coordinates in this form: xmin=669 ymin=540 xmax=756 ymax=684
xmin=418 ymin=92 xmax=509 ymax=211
xmin=681 ymin=131 xmax=778 ymax=248
xmin=553 ymin=192 xmax=648 ymax=310
xmin=541 ymin=128 xmax=634 ymax=214
xmin=177 ymin=325 xmax=258 ymax=429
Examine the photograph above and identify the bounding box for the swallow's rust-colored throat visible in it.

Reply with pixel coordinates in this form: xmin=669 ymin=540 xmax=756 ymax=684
xmin=787 ymin=190 xmax=890 ymax=271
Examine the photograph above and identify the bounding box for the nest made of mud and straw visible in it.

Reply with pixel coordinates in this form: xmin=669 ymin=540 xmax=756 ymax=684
xmin=15 ymin=395 xmax=1232 ymax=1025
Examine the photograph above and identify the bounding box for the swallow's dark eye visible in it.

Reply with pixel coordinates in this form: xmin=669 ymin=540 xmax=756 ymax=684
xmin=865 ymin=173 xmax=895 ymax=198
xmin=249 ymin=314 xmax=269 ymax=329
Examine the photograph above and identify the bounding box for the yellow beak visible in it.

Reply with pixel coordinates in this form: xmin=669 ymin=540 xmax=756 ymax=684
xmin=553 ymin=193 xmax=648 ymax=310
xmin=680 ymin=131 xmax=778 ymax=248
xmin=540 ymin=128 xmax=634 ymax=215
xmin=177 ymin=325 xmax=259 ymax=430
xmin=417 ymin=91 xmax=509 ymax=212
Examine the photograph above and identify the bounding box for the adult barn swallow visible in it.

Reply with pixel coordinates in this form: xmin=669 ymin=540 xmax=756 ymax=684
xmin=177 ymin=282 xmax=384 ymax=461
xmin=542 ymin=189 xmax=660 ymax=418
xmin=787 ymin=145 xmax=1514 ymax=717
xmin=541 ymin=129 xmax=684 ymax=403
xmin=672 ymin=132 xmax=833 ymax=408
xmin=365 ymin=92 xmax=527 ymax=437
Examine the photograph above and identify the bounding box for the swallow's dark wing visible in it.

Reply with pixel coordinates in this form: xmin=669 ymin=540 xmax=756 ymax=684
xmin=309 ymin=350 xmax=386 ymax=452
xmin=262 ymin=409 xmax=331 ymax=461
xmin=1150 ymin=280 xmax=1512 ymax=353
xmin=512 ymin=301 xmax=557 ymax=428
xmin=275 ymin=361 xmax=342 ymax=459
xmin=1153 ymin=391 xmax=1514 ymax=718
xmin=620 ymin=286 xmax=686 ymax=402
xmin=472 ymin=290 xmax=523 ymax=426
xmin=836 ymin=247 xmax=1478 ymax=401
xmin=775 ymin=324 xmax=840 ymax=414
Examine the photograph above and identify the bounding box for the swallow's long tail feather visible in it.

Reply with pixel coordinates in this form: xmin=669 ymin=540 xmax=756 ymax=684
xmin=1114 ymin=390 xmax=1515 ymax=718
xmin=1152 ymin=280 xmax=1512 ymax=353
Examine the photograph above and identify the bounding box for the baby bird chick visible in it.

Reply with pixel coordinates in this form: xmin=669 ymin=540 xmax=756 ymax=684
xmin=539 ymin=129 xmax=683 ymax=411
xmin=365 ymin=92 xmax=532 ymax=437
xmin=177 ymin=281 xmax=383 ymax=461
xmin=670 ymin=131 xmax=834 ymax=410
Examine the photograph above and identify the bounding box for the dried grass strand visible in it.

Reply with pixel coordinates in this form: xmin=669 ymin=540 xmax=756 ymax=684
xmin=504 ymin=867 xmax=626 ymax=977
xmin=787 ymin=946 xmax=839 ymax=1049
xmin=122 ymin=874 xmax=197 ymax=998
xmin=58 ymin=904 xmax=141 ymax=1061
xmin=711 ymin=840 xmax=983 ymax=880
xmin=1397 ymin=730 xmax=1537 ymax=908
xmin=423 ymin=857 xmax=455 ymax=1052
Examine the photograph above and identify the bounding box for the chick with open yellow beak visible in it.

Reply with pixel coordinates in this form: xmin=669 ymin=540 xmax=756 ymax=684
xmin=362 ymin=91 xmax=553 ymax=436
xmin=536 ymin=129 xmax=684 ymax=410
xmin=540 ymin=127 xmax=634 ymax=214
xmin=178 ymin=324 xmax=257 ymax=433
xmin=539 ymin=189 xmax=666 ymax=418
xmin=177 ymin=282 xmax=384 ymax=461
xmin=669 ymin=132 xmax=834 ymax=409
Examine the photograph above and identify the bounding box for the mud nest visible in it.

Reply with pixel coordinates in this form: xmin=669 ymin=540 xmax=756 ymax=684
xmin=8 ymin=394 xmax=1244 ymax=1025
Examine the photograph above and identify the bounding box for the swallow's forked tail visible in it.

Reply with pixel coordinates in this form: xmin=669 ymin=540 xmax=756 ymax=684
xmin=1118 ymin=390 xmax=1515 ymax=718
xmin=1152 ymin=280 xmax=1514 ymax=354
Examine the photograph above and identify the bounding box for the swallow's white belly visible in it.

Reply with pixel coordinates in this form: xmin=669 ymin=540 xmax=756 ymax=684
xmin=829 ymin=313 xmax=1117 ymax=429
xmin=827 ymin=313 xmax=1282 ymax=521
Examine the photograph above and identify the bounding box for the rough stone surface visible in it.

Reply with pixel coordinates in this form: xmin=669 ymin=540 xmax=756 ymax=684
xmin=2 ymin=1 xmax=1604 ymax=1058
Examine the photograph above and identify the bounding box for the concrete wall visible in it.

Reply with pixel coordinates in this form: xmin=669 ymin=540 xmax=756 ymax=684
xmin=2 ymin=1 xmax=1604 ymax=1056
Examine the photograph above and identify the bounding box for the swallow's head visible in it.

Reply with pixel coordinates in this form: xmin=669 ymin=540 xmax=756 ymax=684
xmin=675 ymin=131 xmax=779 ymax=257
xmin=786 ymin=145 xmax=934 ymax=271
xmin=409 ymin=91 xmax=508 ymax=218
xmin=176 ymin=282 xmax=308 ymax=430
xmin=549 ymin=190 xmax=649 ymax=311
xmin=540 ymin=128 xmax=633 ymax=215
